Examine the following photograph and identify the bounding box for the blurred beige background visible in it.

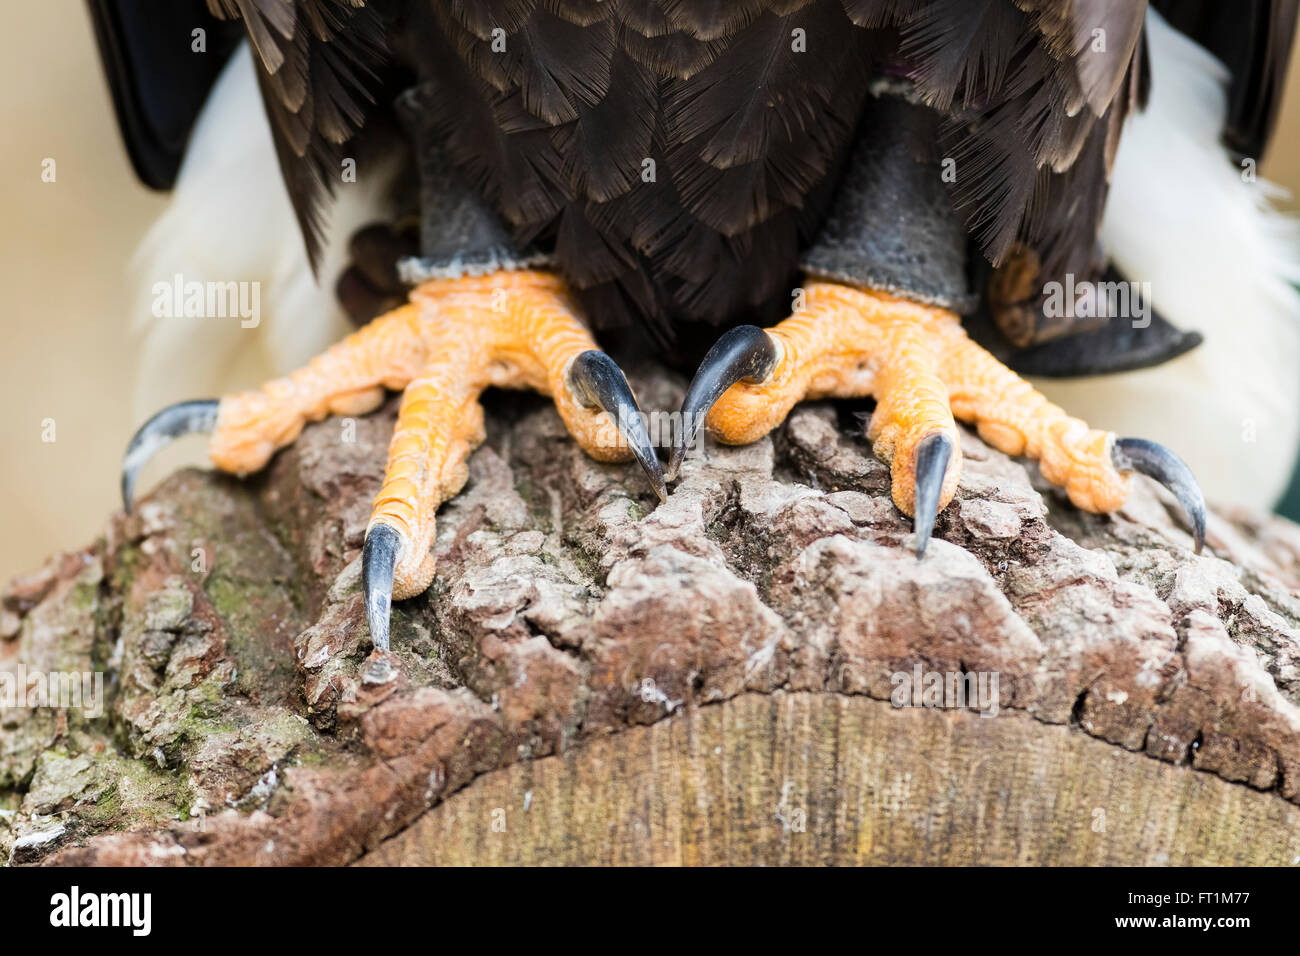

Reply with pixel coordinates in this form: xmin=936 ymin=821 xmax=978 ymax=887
xmin=4 ymin=4 xmax=1300 ymax=583
xmin=1 ymin=5 xmax=168 ymax=584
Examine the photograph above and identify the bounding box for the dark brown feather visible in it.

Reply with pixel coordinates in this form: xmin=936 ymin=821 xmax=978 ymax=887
xmin=182 ymin=0 xmax=1289 ymax=356
xmin=206 ymin=0 xmax=389 ymax=269
xmin=893 ymin=0 xmax=1149 ymax=298
xmin=900 ymin=0 xmax=1022 ymax=111
xmin=417 ymin=0 xmax=875 ymax=344
xmin=619 ymin=25 xmax=726 ymax=78
xmin=1154 ymin=0 xmax=1299 ymax=161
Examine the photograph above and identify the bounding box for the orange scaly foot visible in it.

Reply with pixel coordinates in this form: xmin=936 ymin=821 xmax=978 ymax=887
xmin=669 ymin=281 xmax=1205 ymax=556
xmin=123 ymin=271 xmax=663 ymax=661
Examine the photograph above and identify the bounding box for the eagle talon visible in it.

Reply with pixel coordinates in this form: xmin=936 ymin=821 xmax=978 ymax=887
xmin=566 ymin=351 xmax=666 ymax=502
xmin=1111 ymin=437 xmax=1207 ymax=554
xmin=362 ymin=522 xmax=401 ymax=653
xmin=121 ymin=399 xmax=220 ymax=511
xmin=912 ymin=432 xmax=953 ymax=558
xmin=668 ymin=325 xmax=778 ymax=480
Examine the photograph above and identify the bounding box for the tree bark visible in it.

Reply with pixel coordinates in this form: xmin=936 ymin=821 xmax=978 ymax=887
xmin=4 ymin=370 xmax=1300 ymax=865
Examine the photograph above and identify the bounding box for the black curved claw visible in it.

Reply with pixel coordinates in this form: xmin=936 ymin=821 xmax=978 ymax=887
xmin=1112 ymin=437 xmax=1206 ymax=554
xmin=566 ymin=350 xmax=667 ymax=502
xmin=362 ymin=523 xmax=401 ymax=653
xmin=667 ymin=325 xmax=778 ymax=481
xmin=912 ymin=433 xmax=953 ymax=558
xmin=121 ymin=399 xmax=220 ymax=511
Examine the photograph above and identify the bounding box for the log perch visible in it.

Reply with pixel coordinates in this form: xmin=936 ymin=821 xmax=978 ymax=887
xmin=3 ymin=369 xmax=1300 ymax=866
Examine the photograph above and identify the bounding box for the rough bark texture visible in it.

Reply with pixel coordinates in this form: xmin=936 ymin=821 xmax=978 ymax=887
xmin=4 ymin=369 xmax=1300 ymax=865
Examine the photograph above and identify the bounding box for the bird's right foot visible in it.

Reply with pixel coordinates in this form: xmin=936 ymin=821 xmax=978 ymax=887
xmin=123 ymin=270 xmax=664 ymax=662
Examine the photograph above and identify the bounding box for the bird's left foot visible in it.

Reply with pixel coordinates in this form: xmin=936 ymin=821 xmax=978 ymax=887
xmin=671 ymin=281 xmax=1205 ymax=556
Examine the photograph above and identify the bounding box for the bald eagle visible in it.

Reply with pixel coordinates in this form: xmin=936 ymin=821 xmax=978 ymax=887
xmin=96 ymin=0 xmax=1300 ymax=665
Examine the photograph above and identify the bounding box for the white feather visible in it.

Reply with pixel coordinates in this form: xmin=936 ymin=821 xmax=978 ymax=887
xmin=129 ymin=43 xmax=396 ymax=421
xmin=1039 ymin=8 xmax=1300 ymax=510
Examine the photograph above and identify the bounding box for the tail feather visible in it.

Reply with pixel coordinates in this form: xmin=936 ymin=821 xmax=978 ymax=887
xmin=1041 ymin=8 xmax=1300 ymax=511
xmin=129 ymin=43 xmax=396 ymax=422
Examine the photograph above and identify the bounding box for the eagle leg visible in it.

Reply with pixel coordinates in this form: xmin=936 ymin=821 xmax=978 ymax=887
xmin=121 ymin=270 xmax=663 ymax=669
xmin=670 ymin=281 xmax=1206 ymax=557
